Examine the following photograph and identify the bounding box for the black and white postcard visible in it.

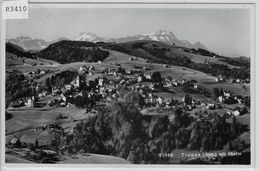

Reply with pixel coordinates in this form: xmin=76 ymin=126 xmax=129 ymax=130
xmin=1 ymin=2 xmax=256 ymax=168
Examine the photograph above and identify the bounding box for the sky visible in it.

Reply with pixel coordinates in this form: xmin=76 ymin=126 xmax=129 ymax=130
xmin=6 ymin=6 xmax=251 ymax=57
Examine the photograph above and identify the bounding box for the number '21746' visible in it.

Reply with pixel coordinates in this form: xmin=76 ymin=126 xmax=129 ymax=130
xmin=5 ymin=6 xmax=27 ymax=12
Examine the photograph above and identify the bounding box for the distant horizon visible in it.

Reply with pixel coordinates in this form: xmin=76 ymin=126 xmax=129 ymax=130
xmin=6 ymin=29 xmax=213 ymax=44
xmin=6 ymin=7 xmax=251 ymax=57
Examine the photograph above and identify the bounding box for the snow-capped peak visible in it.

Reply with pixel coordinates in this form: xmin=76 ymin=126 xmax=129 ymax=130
xmin=143 ymin=30 xmax=178 ymax=44
xmin=154 ymin=30 xmax=175 ymax=36
xmin=75 ymin=32 xmax=106 ymax=42
xmin=73 ymin=30 xmax=207 ymax=50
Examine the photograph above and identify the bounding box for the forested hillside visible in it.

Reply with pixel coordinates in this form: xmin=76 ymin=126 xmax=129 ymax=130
xmin=37 ymin=40 xmax=110 ymax=64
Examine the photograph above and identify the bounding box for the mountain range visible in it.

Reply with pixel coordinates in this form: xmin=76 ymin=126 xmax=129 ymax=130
xmin=75 ymin=30 xmax=208 ymax=50
xmin=7 ymin=30 xmax=207 ymax=51
xmin=7 ymin=36 xmax=54 ymax=51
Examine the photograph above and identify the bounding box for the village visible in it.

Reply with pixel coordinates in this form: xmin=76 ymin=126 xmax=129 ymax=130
xmin=8 ymin=59 xmax=248 ymax=117
xmin=5 ymin=54 xmax=251 ymax=164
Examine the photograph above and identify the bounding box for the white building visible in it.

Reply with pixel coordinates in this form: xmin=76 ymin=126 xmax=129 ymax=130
xmin=224 ymin=92 xmax=231 ymax=98
xmin=148 ymin=84 xmax=154 ymax=90
xmin=65 ymin=84 xmax=72 ymax=90
xmin=89 ymin=65 xmax=94 ymax=70
xmin=172 ymin=81 xmax=178 ymax=87
xmin=165 ymin=81 xmax=172 ymax=87
xmin=26 ymin=98 xmax=32 ymax=107
xmin=138 ymin=76 xmax=143 ymax=82
xmin=61 ymin=94 xmax=66 ymax=102
xmin=233 ymin=110 xmax=240 ymax=116
xmin=40 ymin=71 xmax=46 ymax=75
xmin=218 ymin=96 xmax=224 ymax=103
xmin=98 ymin=78 xmax=104 ymax=86
xmin=145 ymin=74 xmax=152 ymax=80
xmin=156 ymin=97 xmax=163 ymax=105
xmin=236 ymin=79 xmax=241 ymax=83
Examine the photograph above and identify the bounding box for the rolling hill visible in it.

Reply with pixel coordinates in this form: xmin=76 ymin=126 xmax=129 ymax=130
xmin=6 ymin=42 xmax=59 ymax=69
xmin=101 ymin=40 xmax=249 ymax=80
xmin=36 ymin=40 xmax=110 ymax=64
xmin=6 ymin=42 xmax=34 ymax=59
xmin=103 ymin=40 xmax=235 ymax=67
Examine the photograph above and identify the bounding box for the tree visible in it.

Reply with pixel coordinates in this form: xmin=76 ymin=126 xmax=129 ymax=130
xmin=213 ymin=88 xmax=220 ymax=99
xmin=220 ymin=88 xmax=224 ymax=96
xmin=45 ymin=77 xmax=52 ymax=93
xmin=37 ymin=149 xmax=44 ymax=160
xmin=152 ymin=71 xmax=162 ymax=83
xmin=175 ymin=127 xmax=190 ymax=149
xmin=183 ymin=95 xmax=192 ymax=105
xmin=36 ymin=69 xmax=41 ymax=74
xmin=148 ymin=115 xmax=170 ymax=138
xmin=117 ymin=67 xmax=126 ymax=74
xmin=189 ymin=122 xmax=201 ymax=150
xmin=127 ymin=151 xmax=137 ymax=163
xmin=201 ymin=134 xmax=211 ymax=151
xmin=35 ymin=139 xmax=39 ymax=149
xmin=124 ymin=91 xmax=144 ymax=107
xmin=230 ymin=116 xmax=238 ymax=137
xmin=240 ymin=107 xmax=248 ymax=115
xmin=244 ymin=96 xmax=250 ymax=107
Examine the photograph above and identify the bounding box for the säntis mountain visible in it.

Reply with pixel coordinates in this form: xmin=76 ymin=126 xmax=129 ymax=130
xmin=74 ymin=30 xmax=207 ymax=50
xmin=75 ymin=32 xmax=107 ymax=42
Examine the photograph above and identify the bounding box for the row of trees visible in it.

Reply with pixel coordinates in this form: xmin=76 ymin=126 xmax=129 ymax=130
xmin=192 ymin=48 xmax=218 ymax=57
xmin=219 ymin=56 xmax=250 ymax=68
xmin=189 ymin=63 xmax=250 ymax=80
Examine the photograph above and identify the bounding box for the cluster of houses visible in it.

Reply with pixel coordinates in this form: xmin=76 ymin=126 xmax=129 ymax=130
xmin=44 ymin=66 xmax=192 ymax=109
xmin=47 ymin=94 xmax=68 ymax=107
xmin=164 ymin=78 xmax=189 ymax=87
xmin=215 ymin=75 xmax=250 ymax=84
xmin=7 ymin=136 xmax=59 ymax=161
xmin=215 ymin=75 xmax=226 ymax=83
xmin=33 ymin=123 xmax=61 ymax=132
xmin=232 ymin=78 xmax=250 ymax=84
xmin=218 ymin=91 xmax=244 ymax=104
xmin=78 ymin=65 xmax=95 ymax=73
xmin=8 ymin=96 xmax=37 ymax=109
xmin=23 ymin=69 xmax=47 ymax=80
xmin=9 ymin=62 xmax=249 ymax=121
